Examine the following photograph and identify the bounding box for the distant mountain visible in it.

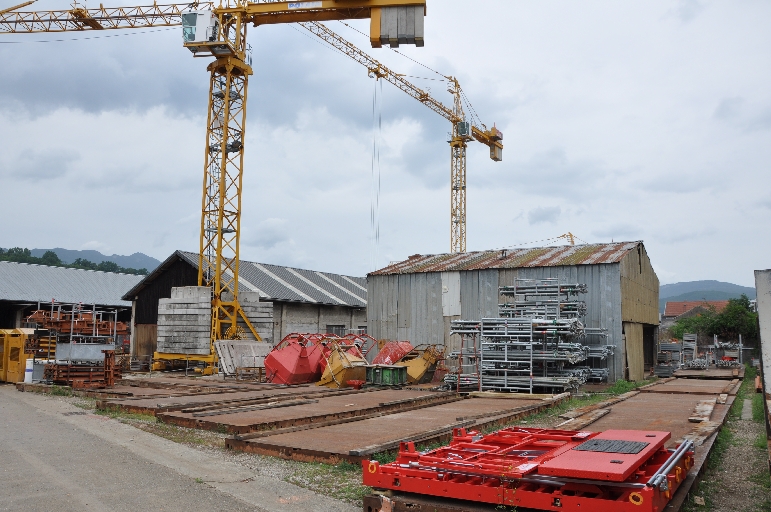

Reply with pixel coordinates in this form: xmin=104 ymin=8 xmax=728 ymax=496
xmin=660 ymin=280 xmax=755 ymax=299
xmin=30 ymin=248 xmax=161 ymax=271
xmin=659 ymin=280 xmax=756 ymax=313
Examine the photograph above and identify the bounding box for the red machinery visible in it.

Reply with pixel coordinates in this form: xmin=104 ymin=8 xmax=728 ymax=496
xmin=265 ymin=332 xmax=378 ymax=385
xmin=372 ymin=341 xmax=414 ymax=365
xmin=264 ymin=333 xmax=326 ymax=385
xmin=363 ymin=427 xmax=694 ymax=512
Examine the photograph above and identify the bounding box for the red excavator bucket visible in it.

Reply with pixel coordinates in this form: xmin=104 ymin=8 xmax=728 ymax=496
xmin=264 ymin=334 xmax=325 ymax=385
xmin=372 ymin=341 xmax=414 ymax=365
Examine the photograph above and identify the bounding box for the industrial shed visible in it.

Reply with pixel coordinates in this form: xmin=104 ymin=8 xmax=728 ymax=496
xmin=122 ymin=251 xmax=367 ymax=357
xmin=0 ymin=261 xmax=141 ymax=328
xmin=367 ymin=241 xmax=659 ymax=382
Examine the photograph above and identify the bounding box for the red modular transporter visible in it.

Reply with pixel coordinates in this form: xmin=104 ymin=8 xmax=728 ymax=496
xmin=363 ymin=427 xmax=694 ymax=512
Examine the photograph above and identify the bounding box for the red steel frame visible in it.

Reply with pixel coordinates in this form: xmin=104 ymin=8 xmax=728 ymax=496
xmin=363 ymin=427 xmax=694 ymax=512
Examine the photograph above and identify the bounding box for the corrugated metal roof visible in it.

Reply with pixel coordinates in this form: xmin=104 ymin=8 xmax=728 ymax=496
xmin=122 ymin=251 xmax=366 ymax=308
xmin=0 ymin=261 xmax=143 ymax=307
xmin=369 ymin=242 xmax=641 ymax=275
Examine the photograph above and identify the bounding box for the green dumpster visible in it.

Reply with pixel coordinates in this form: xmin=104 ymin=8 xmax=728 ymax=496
xmin=366 ymin=365 xmax=407 ymax=386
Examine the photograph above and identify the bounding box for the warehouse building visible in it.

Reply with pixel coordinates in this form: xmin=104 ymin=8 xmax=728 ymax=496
xmin=367 ymin=241 xmax=659 ymax=382
xmin=122 ymin=251 xmax=367 ymax=357
xmin=0 ymin=261 xmax=141 ymax=328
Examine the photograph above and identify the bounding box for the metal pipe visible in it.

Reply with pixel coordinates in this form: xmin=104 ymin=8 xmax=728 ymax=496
xmin=646 ymin=440 xmax=693 ymax=488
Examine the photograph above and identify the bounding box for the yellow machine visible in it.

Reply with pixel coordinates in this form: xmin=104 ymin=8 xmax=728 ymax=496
xmin=317 ymin=344 xmax=368 ymax=389
xmin=2 ymin=0 xmax=427 ymax=373
xmin=0 ymin=329 xmax=30 ymax=383
xmin=396 ymin=344 xmax=442 ymax=384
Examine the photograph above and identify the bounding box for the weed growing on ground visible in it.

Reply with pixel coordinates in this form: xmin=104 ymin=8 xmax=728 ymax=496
xmin=95 ymin=406 xmax=156 ymax=422
xmin=753 ymin=390 xmax=765 ymax=423
xmin=48 ymin=385 xmax=73 ymax=397
xmin=284 ymin=460 xmax=372 ymax=504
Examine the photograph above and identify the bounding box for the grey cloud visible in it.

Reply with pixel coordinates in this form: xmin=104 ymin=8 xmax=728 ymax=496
xmin=654 ymin=229 xmax=711 ymax=244
xmin=479 ymin=148 xmax=610 ymax=198
xmin=712 ymin=97 xmax=771 ymax=132
xmin=9 ymin=148 xmax=79 ymax=180
xmin=674 ymin=0 xmax=708 ymax=23
xmin=528 ymin=206 xmax=561 ymax=225
xmin=746 ymin=109 xmax=771 ymax=132
xmin=591 ymin=224 xmax=643 ymax=241
xmin=245 ymin=218 xmax=292 ymax=250
xmin=713 ymin=97 xmax=743 ymax=121
xmin=0 ymin=30 xmax=207 ymax=118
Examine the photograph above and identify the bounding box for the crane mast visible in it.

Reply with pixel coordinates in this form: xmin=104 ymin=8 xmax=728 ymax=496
xmin=2 ymin=0 xmax=427 ymax=373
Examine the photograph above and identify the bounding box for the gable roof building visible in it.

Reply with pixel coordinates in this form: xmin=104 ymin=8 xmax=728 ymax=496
xmin=367 ymin=241 xmax=659 ymax=383
xmin=0 ymin=261 xmax=142 ymax=328
xmin=663 ymin=300 xmax=729 ymax=318
xmin=122 ymin=251 xmax=367 ymax=356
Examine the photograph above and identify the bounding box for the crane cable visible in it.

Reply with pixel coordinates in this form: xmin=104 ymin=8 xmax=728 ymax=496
xmin=370 ymin=78 xmax=383 ymax=271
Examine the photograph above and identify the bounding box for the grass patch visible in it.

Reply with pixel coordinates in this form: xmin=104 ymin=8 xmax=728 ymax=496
xmin=753 ymin=391 xmax=766 ymax=423
xmin=95 ymin=406 xmax=156 ymax=422
xmin=135 ymin=421 xmax=225 ymax=449
xmin=49 ymin=385 xmax=73 ymax=397
xmin=284 ymin=460 xmax=371 ymax=504
xmin=755 ymin=431 xmax=769 ymax=450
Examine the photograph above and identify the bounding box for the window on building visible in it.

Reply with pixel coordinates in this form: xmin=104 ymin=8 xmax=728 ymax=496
xmin=358 ymin=326 xmax=368 ymax=334
xmin=326 ymin=325 xmax=346 ymax=336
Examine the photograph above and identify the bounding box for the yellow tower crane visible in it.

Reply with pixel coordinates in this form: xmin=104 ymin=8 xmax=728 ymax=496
xmin=1 ymin=0 xmax=427 ymax=372
xmin=301 ymin=20 xmax=503 ymax=253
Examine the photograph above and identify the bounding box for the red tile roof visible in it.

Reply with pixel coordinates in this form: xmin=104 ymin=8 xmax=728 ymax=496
xmin=664 ymin=300 xmax=729 ymax=318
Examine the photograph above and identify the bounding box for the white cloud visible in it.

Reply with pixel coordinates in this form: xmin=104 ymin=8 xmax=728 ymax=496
xmin=0 ymin=0 xmax=769 ymax=286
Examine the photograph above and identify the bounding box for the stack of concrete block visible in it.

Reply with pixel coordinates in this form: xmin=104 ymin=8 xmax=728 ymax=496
xmin=230 ymin=291 xmax=274 ymax=345
xmin=157 ymin=287 xmax=211 ymax=355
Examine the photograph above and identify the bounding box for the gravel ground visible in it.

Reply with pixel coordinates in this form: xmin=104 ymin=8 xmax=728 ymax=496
xmin=705 ymin=415 xmax=770 ymax=512
xmin=683 ymin=369 xmax=771 ymax=512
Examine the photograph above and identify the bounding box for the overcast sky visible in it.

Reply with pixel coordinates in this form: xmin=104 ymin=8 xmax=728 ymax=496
xmin=1 ymin=0 xmax=769 ymax=286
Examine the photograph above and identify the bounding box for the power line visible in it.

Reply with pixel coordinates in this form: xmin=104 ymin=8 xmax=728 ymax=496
xmin=0 ymin=26 xmax=175 ymax=43
xmin=336 ymin=20 xmax=448 ymax=80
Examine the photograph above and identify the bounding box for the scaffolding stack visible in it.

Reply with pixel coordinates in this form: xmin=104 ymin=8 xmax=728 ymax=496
xmin=449 ymin=278 xmax=612 ymax=393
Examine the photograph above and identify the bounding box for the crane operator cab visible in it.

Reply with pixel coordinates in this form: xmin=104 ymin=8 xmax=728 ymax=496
xmin=181 ymin=10 xmax=233 ymax=57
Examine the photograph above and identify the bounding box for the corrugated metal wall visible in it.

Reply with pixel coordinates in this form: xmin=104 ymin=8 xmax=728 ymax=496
xmin=367 ymin=263 xmax=626 ymax=382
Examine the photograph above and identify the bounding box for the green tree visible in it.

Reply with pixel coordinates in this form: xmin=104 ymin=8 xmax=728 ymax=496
xmin=1 ymin=247 xmax=148 ymax=275
xmin=711 ymin=295 xmax=758 ymax=341
xmin=39 ymin=250 xmax=63 ymax=266
xmin=1 ymin=247 xmax=34 ymax=263
xmin=71 ymin=258 xmax=98 ymax=270
xmin=670 ymin=295 xmax=758 ymax=342
xmin=96 ymin=261 xmax=120 ymax=273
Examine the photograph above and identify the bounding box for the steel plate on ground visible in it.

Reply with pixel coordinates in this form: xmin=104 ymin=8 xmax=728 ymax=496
xmin=539 ymin=429 xmax=669 ymax=482
xmin=573 ymin=438 xmax=649 ymax=454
